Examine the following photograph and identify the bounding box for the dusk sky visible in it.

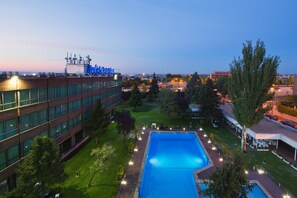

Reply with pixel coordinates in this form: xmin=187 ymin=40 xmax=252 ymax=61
xmin=0 ymin=0 xmax=296 ymax=74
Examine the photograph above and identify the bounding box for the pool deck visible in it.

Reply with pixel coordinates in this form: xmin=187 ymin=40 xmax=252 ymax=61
xmin=117 ymin=128 xmax=285 ymax=198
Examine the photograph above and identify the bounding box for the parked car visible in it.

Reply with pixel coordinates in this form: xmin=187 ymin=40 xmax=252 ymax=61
xmin=281 ymin=120 xmax=297 ymax=129
xmin=265 ymin=114 xmax=279 ymax=121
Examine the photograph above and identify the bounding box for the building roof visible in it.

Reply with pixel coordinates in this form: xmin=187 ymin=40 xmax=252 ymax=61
xmin=221 ymin=104 xmax=297 ymax=148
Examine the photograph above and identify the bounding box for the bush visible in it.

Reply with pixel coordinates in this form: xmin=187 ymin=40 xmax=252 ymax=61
xmin=117 ymin=165 xmax=124 ymax=180
xmin=210 ymin=132 xmax=215 ymax=142
xmin=277 ymin=102 xmax=297 ymax=118
xmin=128 ymin=142 xmax=135 ymax=154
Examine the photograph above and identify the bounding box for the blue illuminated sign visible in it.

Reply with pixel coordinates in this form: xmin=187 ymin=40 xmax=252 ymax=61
xmin=86 ymin=64 xmax=115 ymax=75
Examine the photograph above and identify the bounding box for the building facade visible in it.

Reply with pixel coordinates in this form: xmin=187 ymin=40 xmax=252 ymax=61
xmin=293 ymin=75 xmax=297 ymax=95
xmin=0 ymin=73 xmax=122 ymax=193
xmin=210 ymin=71 xmax=231 ymax=80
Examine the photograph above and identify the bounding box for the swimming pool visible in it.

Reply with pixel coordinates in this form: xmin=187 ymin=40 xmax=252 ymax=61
xmin=198 ymin=183 xmax=268 ymax=198
xmin=139 ymin=132 xmax=210 ymax=198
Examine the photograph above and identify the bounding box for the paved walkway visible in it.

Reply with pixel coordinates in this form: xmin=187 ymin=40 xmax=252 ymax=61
xmin=117 ymin=128 xmax=285 ymax=198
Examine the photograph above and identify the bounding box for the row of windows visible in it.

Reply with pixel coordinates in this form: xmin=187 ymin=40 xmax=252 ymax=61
xmin=0 ymin=93 xmax=120 ymax=141
xmin=49 ymin=104 xmax=67 ymax=120
xmin=0 ymin=119 xmax=17 ymax=141
xmin=20 ymin=88 xmax=47 ymax=106
xmin=0 ymin=145 xmax=19 ymax=171
xmin=21 ymin=110 xmax=47 ymax=132
xmin=69 ymin=115 xmax=82 ymax=130
xmin=0 ymin=80 xmax=121 ymax=111
xmin=50 ymin=122 xmax=68 ymax=139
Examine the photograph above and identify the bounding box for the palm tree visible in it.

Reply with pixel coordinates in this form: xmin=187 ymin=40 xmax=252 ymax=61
xmin=228 ymin=40 xmax=279 ymax=152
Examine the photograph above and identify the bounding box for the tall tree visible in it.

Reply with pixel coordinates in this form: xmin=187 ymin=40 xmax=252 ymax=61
xmin=158 ymin=89 xmax=178 ymax=117
xmin=129 ymin=85 xmax=142 ymax=110
xmin=185 ymin=72 xmax=202 ymax=101
xmin=228 ymin=40 xmax=279 ymax=152
xmin=88 ymin=143 xmax=114 ymax=187
xmin=175 ymin=90 xmax=189 ymax=118
xmin=85 ymin=100 xmax=109 ymax=144
xmin=199 ymin=78 xmax=223 ymax=122
xmin=12 ymin=137 xmax=64 ymax=198
xmin=203 ymin=153 xmax=253 ymax=198
xmin=216 ymin=76 xmax=229 ymax=103
xmin=114 ymin=111 xmax=135 ymax=142
xmin=148 ymin=73 xmax=159 ymax=101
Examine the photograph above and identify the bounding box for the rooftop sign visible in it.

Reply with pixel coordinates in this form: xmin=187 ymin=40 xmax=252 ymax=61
xmin=86 ymin=65 xmax=114 ymax=76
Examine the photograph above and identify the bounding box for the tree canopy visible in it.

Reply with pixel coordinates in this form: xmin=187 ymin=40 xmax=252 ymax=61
xmin=148 ymin=73 xmax=159 ymax=100
xmin=216 ymin=76 xmax=229 ymax=102
xmin=114 ymin=111 xmax=135 ymax=142
xmin=185 ymin=72 xmax=202 ymax=101
xmin=199 ymin=78 xmax=223 ymax=122
xmin=228 ymin=40 xmax=279 ymax=151
xmin=85 ymin=100 xmax=109 ymax=144
xmin=11 ymin=137 xmax=64 ymax=198
xmin=129 ymin=85 xmax=142 ymax=110
xmin=203 ymin=153 xmax=253 ymax=198
xmin=158 ymin=89 xmax=178 ymax=117
xmin=88 ymin=143 xmax=114 ymax=187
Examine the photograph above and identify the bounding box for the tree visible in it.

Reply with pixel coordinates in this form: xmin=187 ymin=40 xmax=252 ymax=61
xmin=216 ymin=76 xmax=229 ymax=103
xmin=114 ymin=111 xmax=135 ymax=142
xmin=148 ymin=73 xmax=159 ymax=101
xmin=158 ymin=89 xmax=178 ymax=117
xmin=175 ymin=90 xmax=189 ymax=118
xmin=12 ymin=137 xmax=64 ymax=198
xmin=185 ymin=72 xmax=202 ymax=101
xmin=203 ymin=153 xmax=253 ymax=198
xmin=88 ymin=143 xmax=114 ymax=187
xmin=85 ymin=100 xmax=109 ymax=144
xmin=129 ymin=85 xmax=142 ymax=110
xmin=228 ymin=40 xmax=279 ymax=152
xmin=199 ymin=79 xmax=223 ymax=122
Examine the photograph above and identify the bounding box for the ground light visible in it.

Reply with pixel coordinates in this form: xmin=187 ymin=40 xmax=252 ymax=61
xmin=170 ymin=128 xmax=172 ymax=130
xmin=138 ymin=137 xmax=142 ymax=141
xmin=219 ymin=158 xmax=223 ymax=162
xmin=121 ymin=179 xmax=127 ymax=185
xmin=208 ymin=140 xmax=211 ymax=144
xmin=283 ymin=194 xmax=290 ymax=198
xmin=128 ymin=160 xmax=134 ymax=165
xmin=199 ymin=127 xmax=203 ymax=131
xmin=183 ymin=128 xmax=186 ymax=131
xmin=143 ymin=126 xmax=146 ymax=130
xmin=245 ymin=170 xmax=248 ymax=175
xmin=157 ymin=127 xmax=159 ymax=130
xmin=257 ymin=169 xmax=265 ymax=174
xmin=141 ymin=131 xmax=144 ymax=134
xmin=203 ymin=133 xmax=207 ymax=137
xmin=211 ymin=146 xmax=217 ymax=150
xmin=134 ymin=147 xmax=138 ymax=152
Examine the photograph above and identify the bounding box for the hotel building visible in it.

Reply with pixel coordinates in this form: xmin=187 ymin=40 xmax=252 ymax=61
xmin=0 ymin=55 xmax=122 ymax=193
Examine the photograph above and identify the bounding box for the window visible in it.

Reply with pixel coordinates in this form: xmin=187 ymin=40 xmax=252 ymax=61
xmin=50 ymin=122 xmax=68 ymax=139
xmin=0 ymin=91 xmax=16 ymax=110
xmin=20 ymin=110 xmax=48 ymax=132
xmin=21 ymin=115 xmax=30 ymax=132
xmin=0 ymin=145 xmax=19 ymax=171
xmin=49 ymin=104 xmax=67 ymax=120
xmin=23 ymin=139 xmax=31 ymax=156
xmin=20 ymin=88 xmax=47 ymax=106
xmin=39 ymin=88 xmax=47 ymax=102
xmin=0 ymin=119 xmax=17 ymax=141
xmin=0 ymin=179 xmax=8 ymax=195
xmin=7 ymin=145 xmax=19 ymax=165
xmin=20 ymin=90 xmax=30 ymax=106
xmin=0 ymin=152 xmax=5 ymax=170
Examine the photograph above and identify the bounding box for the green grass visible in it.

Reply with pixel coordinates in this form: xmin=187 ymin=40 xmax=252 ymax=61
xmin=61 ymin=124 xmax=131 ymax=198
xmin=61 ymin=102 xmax=297 ymax=197
xmin=202 ymin=123 xmax=297 ymax=197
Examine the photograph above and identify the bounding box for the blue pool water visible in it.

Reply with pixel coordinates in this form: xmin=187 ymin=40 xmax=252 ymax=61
xmin=139 ymin=132 xmax=210 ymax=198
xmin=198 ymin=183 xmax=268 ymax=198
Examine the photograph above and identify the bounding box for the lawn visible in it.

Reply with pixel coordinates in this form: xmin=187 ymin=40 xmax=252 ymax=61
xmin=197 ymin=120 xmax=297 ymax=197
xmin=61 ymin=124 xmax=131 ymax=198
xmin=61 ymin=102 xmax=297 ymax=197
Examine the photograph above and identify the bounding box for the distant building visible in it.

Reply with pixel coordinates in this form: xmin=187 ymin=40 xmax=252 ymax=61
xmin=210 ymin=71 xmax=231 ymax=80
xmin=293 ymin=75 xmax=297 ymax=94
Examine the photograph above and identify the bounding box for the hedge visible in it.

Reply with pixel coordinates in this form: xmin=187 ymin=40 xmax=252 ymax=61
xmin=277 ymin=102 xmax=297 ymax=118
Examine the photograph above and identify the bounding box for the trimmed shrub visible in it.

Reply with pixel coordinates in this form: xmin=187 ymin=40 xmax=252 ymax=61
xmin=277 ymin=102 xmax=297 ymax=118
xmin=128 ymin=142 xmax=135 ymax=154
xmin=117 ymin=165 xmax=124 ymax=180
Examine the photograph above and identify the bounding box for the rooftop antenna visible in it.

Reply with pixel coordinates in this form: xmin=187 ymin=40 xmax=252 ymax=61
xmin=65 ymin=52 xmax=69 ymax=64
xmin=73 ymin=54 xmax=77 ymax=64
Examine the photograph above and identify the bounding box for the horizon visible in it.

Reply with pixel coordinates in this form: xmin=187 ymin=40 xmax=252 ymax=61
xmin=0 ymin=1 xmax=296 ymax=74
